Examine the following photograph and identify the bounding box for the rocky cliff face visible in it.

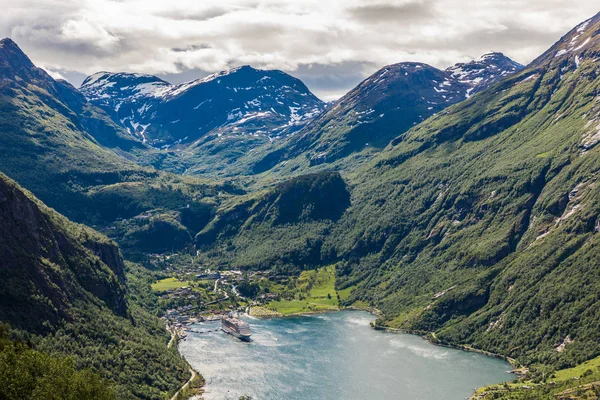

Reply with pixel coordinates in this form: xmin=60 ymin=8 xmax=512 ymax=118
xmin=0 ymin=172 xmax=127 ymax=333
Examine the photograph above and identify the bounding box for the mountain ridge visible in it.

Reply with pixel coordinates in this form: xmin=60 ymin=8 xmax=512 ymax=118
xmin=81 ymin=65 xmax=326 ymax=148
xmin=250 ymin=52 xmax=524 ymax=175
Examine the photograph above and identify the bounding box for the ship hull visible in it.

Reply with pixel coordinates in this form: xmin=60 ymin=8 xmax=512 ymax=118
xmin=221 ymin=326 xmax=252 ymax=341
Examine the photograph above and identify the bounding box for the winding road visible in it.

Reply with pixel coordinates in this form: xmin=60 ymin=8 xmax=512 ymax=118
xmin=169 ymin=368 xmax=197 ymax=400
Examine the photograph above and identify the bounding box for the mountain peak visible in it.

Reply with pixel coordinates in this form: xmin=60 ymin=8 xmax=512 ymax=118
xmin=532 ymin=12 xmax=600 ymax=68
xmin=0 ymin=38 xmax=36 ymax=78
xmin=80 ymin=71 xmax=170 ymax=108
xmin=81 ymin=71 xmax=168 ymax=87
xmin=474 ymin=51 xmax=513 ymax=62
xmin=82 ymin=64 xmax=325 ymax=148
xmin=0 ymin=37 xmax=20 ymax=49
xmin=446 ymin=52 xmax=523 ymax=96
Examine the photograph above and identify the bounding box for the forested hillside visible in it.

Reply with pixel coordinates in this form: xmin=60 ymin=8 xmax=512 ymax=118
xmin=196 ymin=171 xmax=350 ymax=269
xmin=0 ymin=172 xmax=189 ymax=398
xmin=0 ymin=324 xmax=116 ymax=400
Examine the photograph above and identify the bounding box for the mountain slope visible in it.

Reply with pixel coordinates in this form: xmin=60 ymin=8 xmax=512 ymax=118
xmin=0 ymin=38 xmax=146 ymax=212
xmin=0 ymin=38 xmax=143 ymax=152
xmin=0 ymin=172 xmax=189 ymax=398
xmin=0 ymin=38 xmax=242 ymax=254
xmin=195 ymin=171 xmax=350 ymax=269
xmin=0 ymin=171 xmax=127 ymax=332
xmin=250 ymin=53 xmax=523 ymax=174
xmin=335 ymin=13 xmax=600 ymax=367
xmin=196 ymin=13 xmax=600 ymax=370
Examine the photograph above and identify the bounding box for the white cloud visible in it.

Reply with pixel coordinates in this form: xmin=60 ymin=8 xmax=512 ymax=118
xmin=40 ymin=66 xmax=66 ymax=81
xmin=1 ymin=0 xmax=598 ymax=99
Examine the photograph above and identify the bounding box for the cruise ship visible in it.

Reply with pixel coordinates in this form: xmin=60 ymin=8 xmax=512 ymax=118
xmin=221 ymin=314 xmax=252 ymax=341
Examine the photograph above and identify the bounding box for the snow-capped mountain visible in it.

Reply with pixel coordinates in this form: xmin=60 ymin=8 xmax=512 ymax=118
xmin=446 ymin=52 xmax=524 ymax=97
xmin=252 ymin=53 xmax=524 ymax=172
xmin=80 ymin=72 xmax=169 ymax=108
xmin=80 ymin=66 xmax=325 ymax=148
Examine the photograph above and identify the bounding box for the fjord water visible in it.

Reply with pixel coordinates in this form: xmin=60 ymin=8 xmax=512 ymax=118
xmin=179 ymin=311 xmax=512 ymax=400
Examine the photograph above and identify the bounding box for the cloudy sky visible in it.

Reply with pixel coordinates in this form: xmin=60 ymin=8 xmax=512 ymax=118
xmin=2 ymin=0 xmax=598 ymax=100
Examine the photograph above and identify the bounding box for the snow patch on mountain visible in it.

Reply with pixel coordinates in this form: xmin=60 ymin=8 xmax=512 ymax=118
xmin=81 ymin=66 xmax=325 ymax=147
xmin=446 ymin=52 xmax=523 ymax=98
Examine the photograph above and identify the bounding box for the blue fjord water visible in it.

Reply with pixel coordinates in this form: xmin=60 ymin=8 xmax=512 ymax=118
xmin=178 ymin=311 xmax=512 ymax=400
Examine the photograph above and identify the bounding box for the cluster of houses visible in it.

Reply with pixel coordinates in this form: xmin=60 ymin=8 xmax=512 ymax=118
xmin=196 ymin=270 xmax=221 ymax=280
xmin=259 ymin=293 xmax=279 ymax=301
xmin=164 ymin=305 xmax=196 ymax=326
xmin=158 ymin=266 xmax=289 ymax=327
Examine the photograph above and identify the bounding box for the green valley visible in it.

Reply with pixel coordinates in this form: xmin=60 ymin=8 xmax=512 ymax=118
xmin=2 ymin=6 xmax=600 ymax=400
xmin=152 ymin=277 xmax=189 ymax=292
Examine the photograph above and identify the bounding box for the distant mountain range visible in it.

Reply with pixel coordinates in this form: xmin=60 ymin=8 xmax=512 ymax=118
xmin=252 ymin=52 xmax=523 ymax=174
xmin=77 ymin=51 xmax=522 ymax=177
xmin=80 ymin=66 xmax=325 ymax=148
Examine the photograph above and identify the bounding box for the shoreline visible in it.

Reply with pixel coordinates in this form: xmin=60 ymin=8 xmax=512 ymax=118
xmin=371 ymin=323 xmax=519 ymax=368
xmin=250 ymin=305 xmax=519 ymax=370
xmin=248 ymin=304 xmax=381 ymax=319
xmin=182 ymin=306 xmax=517 ymax=400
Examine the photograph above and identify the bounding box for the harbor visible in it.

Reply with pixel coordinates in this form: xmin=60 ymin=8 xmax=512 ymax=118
xmin=167 ymin=311 xmax=253 ymax=345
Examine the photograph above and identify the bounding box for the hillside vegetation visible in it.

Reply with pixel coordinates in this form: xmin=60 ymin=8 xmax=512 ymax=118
xmin=266 ymin=266 xmax=339 ymax=315
xmin=0 ymin=326 xmax=116 ymax=400
xmin=475 ymin=354 xmax=600 ymax=399
xmin=0 ymin=172 xmax=189 ymax=399
xmin=196 ymin=171 xmax=350 ymax=269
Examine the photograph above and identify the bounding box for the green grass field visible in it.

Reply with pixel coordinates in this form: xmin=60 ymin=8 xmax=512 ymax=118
xmin=267 ymin=266 xmax=339 ymax=315
xmin=554 ymin=355 xmax=600 ymax=381
xmin=337 ymin=285 xmax=355 ymax=301
xmin=151 ymin=277 xmax=188 ymax=292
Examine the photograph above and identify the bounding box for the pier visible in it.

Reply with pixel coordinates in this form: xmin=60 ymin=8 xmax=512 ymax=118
xmin=186 ymin=328 xmax=222 ymax=334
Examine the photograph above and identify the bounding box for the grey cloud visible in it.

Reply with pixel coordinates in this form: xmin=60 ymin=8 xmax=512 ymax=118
xmin=294 ymin=62 xmax=379 ymax=90
xmin=56 ymin=70 xmax=88 ymax=87
xmin=1 ymin=0 xmax=598 ymax=100
xmin=157 ymin=69 xmax=210 ymax=85
xmin=292 ymin=62 xmax=381 ymax=101
xmin=348 ymin=1 xmax=435 ymax=23
xmin=156 ymin=7 xmax=230 ymax=22
xmin=171 ymin=44 xmax=212 ymax=53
